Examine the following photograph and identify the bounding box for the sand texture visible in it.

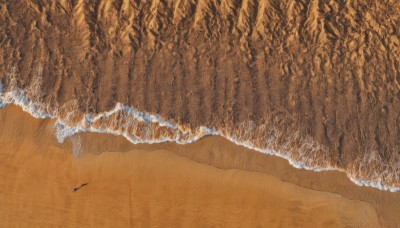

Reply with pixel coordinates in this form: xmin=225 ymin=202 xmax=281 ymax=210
xmin=1 ymin=0 xmax=399 ymax=188
xmin=0 ymin=106 xmax=389 ymax=227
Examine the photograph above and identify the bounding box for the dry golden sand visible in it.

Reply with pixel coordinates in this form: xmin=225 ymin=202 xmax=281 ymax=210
xmin=0 ymin=106 xmax=396 ymax=227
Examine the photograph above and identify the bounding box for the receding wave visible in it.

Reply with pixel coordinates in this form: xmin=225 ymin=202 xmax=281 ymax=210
xmin=0 ymin=83 xmax=398 ymax=192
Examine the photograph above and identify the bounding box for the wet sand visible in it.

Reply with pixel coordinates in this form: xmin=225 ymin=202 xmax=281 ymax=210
xmin=1 ymin=106 xmax=398 ymax=227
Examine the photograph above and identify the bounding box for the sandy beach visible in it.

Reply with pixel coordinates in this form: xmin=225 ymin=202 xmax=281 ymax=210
xmin=1 ymin=106 xmax=399 ymax=227
xmin=1 ymin=1 xmax=400 ymax=227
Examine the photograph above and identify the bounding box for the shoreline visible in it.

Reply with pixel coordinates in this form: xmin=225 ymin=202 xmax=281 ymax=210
xmin=0 ymin=87 xmax=398 ymax=192
xmin=0 ymin=105 xmax=399 ymax=227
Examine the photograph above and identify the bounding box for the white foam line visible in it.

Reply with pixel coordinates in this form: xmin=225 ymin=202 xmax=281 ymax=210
xmin=223 ymin=134 xmax=336 ymax=171
xmin=55 ymin=119 xmax=217 ymax=145
xmin=349 ymin=177 xmax=400 ymax=192
xmin=0 ymin=84 xmax=398 ymax=192
xmin=0 ymin=86 xmax=53 ymax=119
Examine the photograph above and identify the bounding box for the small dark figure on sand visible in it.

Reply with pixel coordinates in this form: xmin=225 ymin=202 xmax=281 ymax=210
xmin=71 ymin=183 xmax=88 ymax=193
